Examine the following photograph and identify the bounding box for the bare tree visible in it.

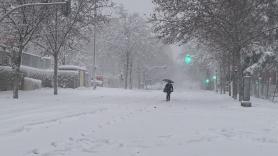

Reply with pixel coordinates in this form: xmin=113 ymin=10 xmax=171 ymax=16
xmin=0 ymin=0 xmax=49 ymax=99
xmin=37 ymin=0 xmax=111 ymax=95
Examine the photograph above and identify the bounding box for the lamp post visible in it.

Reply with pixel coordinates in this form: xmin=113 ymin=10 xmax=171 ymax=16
xmin=92 ymin=0 xmax=97 ymax=89
xmin=0 ymin=0 xmax=71 ymax=23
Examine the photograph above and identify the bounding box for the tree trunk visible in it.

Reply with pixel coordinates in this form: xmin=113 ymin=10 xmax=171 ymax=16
xmin=12 ymin=66 xmax=20 ymax=99
xmin=129 ymin=59 xmax=133 ymax=89
xmin=227 ymin=54 xmax=232 ymax=96
xmin=137 ymin=68 xmax=141 ymax=89
xmin=232 ymin=48 xmax=241 ymax=99
xmin=221 ymin=65 xmax=227 ymax=94
xmin=124 ymin=51 xmax=129 ymax=89
xmin=54 ymin=54 xmax=58 ymax=95
xmin=12 ymin=46 xmax=23 ymax=99
xmin=239 ymin=66 xmax=244 ymax=101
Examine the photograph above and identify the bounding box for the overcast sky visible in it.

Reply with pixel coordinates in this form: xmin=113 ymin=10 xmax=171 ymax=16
xmin=112 ymin=0 xmax=154 ymax=16
xmin=112 ymin=0 xmax=181 ymax=59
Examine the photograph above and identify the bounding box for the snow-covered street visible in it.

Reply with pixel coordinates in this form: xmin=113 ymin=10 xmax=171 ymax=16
xmin=0 ymin=88 xmax=278 ymax=156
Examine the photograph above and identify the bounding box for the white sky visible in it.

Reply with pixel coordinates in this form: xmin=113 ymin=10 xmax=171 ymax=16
xmin=112 ymin=0 xmax=181 ymax=59
xmin=112 ymin=0 xmax=154 ymax=16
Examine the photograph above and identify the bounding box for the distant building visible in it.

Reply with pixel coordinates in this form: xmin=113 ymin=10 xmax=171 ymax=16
xmin=0 ymin=50 xmax=51 ymax=69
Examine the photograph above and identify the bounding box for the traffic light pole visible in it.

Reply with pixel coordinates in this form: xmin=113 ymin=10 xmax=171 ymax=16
xmin=215 ymin=70 xmax=218 ymax=93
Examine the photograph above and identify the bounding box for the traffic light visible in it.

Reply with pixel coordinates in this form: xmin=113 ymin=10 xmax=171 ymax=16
xmin=205 ymin=79 xmax=210 ymax=84
xmin=62 ymin=0 xmax=71 ymax=16
xmin=184 ymin=54 xmax=192 ymax=64
xmin=212 ymin=75 xmax=217 ymax=80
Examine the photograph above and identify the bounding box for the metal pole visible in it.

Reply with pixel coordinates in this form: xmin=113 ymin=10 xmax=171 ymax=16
xmin=215 ymin=70 xmax=218 ymax=93
xmin=92 ymin=0 xmax=97 ymax=89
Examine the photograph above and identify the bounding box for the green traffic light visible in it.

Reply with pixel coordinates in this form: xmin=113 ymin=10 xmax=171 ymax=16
xmin=205 ymin=79 xmax=210 ymax=84
xmin=212 ymin=75 xmax=217 ymax=80
xmin=184 ymin=54 xmax=192 ymax=64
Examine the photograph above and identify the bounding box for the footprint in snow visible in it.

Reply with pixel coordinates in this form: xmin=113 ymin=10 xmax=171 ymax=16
xmin=69 ymin=137 xmax=74 ymax=141
xmin=31 ymin=148 xmax=39 ymax=155
xmin=51 ymin=142 xmax=57 ymax=148
xmin=118 ymin=143 xmax=124 ymax=148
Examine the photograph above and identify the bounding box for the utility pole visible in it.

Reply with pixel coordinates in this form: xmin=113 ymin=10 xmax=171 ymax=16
xmin=92 ymin=0 xmax=97 ymax=89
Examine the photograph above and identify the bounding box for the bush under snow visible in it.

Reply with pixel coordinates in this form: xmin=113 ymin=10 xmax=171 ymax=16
xmin=23 ymin=77 xmax=42 ymax=91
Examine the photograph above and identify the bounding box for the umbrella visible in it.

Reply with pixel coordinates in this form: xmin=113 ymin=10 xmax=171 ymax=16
xmin=163 ymin=79 xmax=174 ymax=83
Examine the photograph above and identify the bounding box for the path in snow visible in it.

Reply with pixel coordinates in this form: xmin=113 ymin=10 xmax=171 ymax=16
xmin=0 ymin=88 xmax=278 ymax=156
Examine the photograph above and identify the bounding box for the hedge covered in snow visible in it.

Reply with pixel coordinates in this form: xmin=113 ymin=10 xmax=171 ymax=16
xmin=0 ymin=66 xmax=15 ymax=91
xmin=23 ymin=77 xmax=42 ymax=90
xmin=0 ymin=66 xmax=82 ymax=90
xmin=21 ymin=66 xmax=53 ymax=87
xmin=58 ymin=70 xmax=79 ymax=88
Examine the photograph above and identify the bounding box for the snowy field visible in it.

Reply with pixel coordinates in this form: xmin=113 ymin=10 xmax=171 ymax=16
xmin=0 ymin=88 xmax=278 ymax=156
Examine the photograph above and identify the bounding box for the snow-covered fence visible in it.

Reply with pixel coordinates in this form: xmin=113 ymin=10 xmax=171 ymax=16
xmin=250 ymin=69 xmax=277 ymax=100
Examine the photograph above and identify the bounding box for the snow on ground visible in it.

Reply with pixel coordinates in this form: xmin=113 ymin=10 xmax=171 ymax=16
xmin=0 ymin=88 xmax=278 ymax=156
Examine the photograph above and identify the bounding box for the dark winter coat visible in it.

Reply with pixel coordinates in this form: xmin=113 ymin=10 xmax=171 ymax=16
xmin=163 ymin=83 xmax=173 ymax=93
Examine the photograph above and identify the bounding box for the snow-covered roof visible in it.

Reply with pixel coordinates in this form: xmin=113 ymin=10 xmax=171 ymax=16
xmin=59 ymin=65 xmax=87 ymax=71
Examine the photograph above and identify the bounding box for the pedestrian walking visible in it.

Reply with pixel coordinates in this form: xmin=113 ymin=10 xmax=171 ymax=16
xmin=163 ymin=81 xmax=174 ymax=101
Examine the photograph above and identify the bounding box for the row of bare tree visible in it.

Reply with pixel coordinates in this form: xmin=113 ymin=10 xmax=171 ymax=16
xmin=64 ymin=6 xmax=174 ymax=89
xmin=0 ymin=0 xmax=112 ymax=98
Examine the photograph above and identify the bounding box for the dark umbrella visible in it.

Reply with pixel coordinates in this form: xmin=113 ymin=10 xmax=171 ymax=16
xmin=163 ymin=79 xmax=174 ymax=83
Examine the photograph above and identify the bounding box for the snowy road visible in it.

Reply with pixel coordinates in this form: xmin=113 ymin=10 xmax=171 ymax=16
xmin=1 ymin=88 xmax=278 ymax=156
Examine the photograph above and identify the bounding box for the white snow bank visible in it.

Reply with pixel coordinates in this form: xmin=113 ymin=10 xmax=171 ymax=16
xmin=0 ymin=88 xmax=278 ymax=156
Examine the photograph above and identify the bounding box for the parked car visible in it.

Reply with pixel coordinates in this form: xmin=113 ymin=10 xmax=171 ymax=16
xmin=91 ymin=79 xmax=103 ymax=87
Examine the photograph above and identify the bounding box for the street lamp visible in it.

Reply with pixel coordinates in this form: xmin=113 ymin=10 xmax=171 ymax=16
xmin=0 ymin=0 xmax=71 ymax=23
